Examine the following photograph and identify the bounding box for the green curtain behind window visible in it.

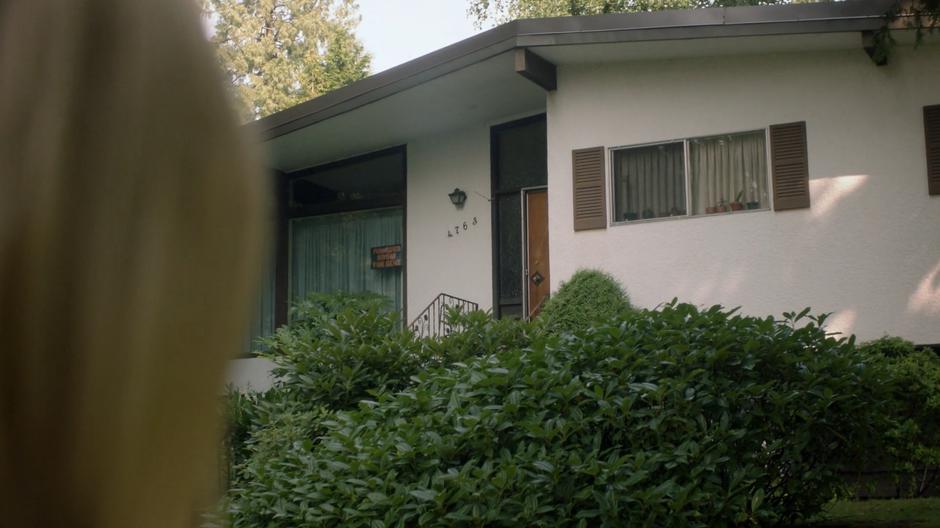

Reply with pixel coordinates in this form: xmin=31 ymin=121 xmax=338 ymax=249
xmin=289 ymin=207 xmax=403 ymax=313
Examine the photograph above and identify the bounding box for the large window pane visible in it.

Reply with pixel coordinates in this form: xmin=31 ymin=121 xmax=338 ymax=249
xmin=689 ymin=131 xmax=768 ymax=215
xmin=289 ymin=149 xmax=404 ymax=212
xmin=612 ymin=142 xmax=686 ymax=222
xmin=289 ymin=207 xmax=403 ymax=313
xmin=243 ymin=249 xmax=276 ymax=355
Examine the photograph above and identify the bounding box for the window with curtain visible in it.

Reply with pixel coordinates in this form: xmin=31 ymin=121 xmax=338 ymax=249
xmin=690 ymin=131 xmax=768 ymax=215
xmin=289 ymin=207 xmax=403 ymax=313
xmin=612 ymin=142 xmax=686 ymax=222
xmin=611 ymin=129 xmax=769 ymax=224
xmin=244 ymin=253 xmax=275 ymax=355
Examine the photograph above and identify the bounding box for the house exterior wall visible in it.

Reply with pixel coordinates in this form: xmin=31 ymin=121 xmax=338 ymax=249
xmin=546 ymin=43 xmax=940 ymax=344
xmin=230 ymin=119 xmax=524 ymax=390
xmin=405 ymin=124 xmax=495 ymax=322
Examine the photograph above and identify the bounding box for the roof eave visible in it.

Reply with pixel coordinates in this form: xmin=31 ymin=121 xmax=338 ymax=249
xmin=250 ymin=0 xmax=899 ymax=141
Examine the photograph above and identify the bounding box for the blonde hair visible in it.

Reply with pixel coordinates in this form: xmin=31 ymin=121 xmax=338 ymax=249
xmin=0 ymin=0 xmax=266 ymax=526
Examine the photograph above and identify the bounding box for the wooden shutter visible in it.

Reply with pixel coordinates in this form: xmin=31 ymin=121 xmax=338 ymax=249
xmin=770 ymin=122 xmax=810 ymax=211
xmin=572 ymin=146 xmax=606 ymax=231
xmin=925 ymin=105 xmax=940 ymax=195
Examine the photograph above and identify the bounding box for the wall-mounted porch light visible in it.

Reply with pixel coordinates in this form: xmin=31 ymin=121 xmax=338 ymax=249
xmin=448 ymin=188 xmax=467 ymax=208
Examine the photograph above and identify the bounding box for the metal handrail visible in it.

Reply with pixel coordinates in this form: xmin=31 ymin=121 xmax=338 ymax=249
xmin=408 ymin=293 xmax=479 ymax=338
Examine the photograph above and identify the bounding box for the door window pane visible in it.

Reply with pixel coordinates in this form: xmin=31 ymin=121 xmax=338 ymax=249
xmin=612 ymin=142 xmax=686 ymax=222
xmin=496 ymin=194 xmax=522 ymax=312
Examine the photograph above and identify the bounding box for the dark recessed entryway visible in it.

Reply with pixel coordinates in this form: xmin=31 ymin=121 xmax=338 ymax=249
xmin=491 ymin=114 xmax=548 ymax=319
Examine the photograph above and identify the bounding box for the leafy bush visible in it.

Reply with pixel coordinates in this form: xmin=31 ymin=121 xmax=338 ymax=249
xmin=426 ymin=308 xmax=535 ymax=359
xmin=254 ymin=293 xmax=522 ymax=411
xmin=256 ymin=291 xmax=434 ymax=409
xmin=225 ymin=401 xmax=334 ymax=527
xmin=859 ymin=337 xmax=940 ymax=497
xmin=230 ymin=302 xmax=892 ymax=527
xmin=221 ymin=387 xmax=260 ymax=479
xmin=537 ymin=268 xmax=631 ymax=334
xmin=858 ymin=335 xmax=919 ymax=358
xmin=222 ymin=293 xmax=516 ymax=527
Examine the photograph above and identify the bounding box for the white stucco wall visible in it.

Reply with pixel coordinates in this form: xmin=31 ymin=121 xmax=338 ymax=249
xmin=406 ymin=124 xmax=495 ymax=321
xmin=546 ymin=43 xmax=940 ymax=344
xmin=227 ymin=357 xmax=276 ymax=392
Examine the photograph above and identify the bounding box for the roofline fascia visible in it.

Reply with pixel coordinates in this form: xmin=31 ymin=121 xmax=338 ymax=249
xmin=250 ymin=0 xmax=900 ymax=141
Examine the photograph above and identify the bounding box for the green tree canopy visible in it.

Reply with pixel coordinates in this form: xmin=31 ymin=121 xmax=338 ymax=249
xmin=467 ymin=0 xmax=800 ymax=27
xmin=467 ymin=0 xmax=937 ymax=63
xmin=203 ymin=0 xmax=371 ymax=121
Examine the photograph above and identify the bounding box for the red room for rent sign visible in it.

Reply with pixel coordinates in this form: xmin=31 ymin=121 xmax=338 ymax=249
xmin=371 ymin=244 xmax=402 ymax=269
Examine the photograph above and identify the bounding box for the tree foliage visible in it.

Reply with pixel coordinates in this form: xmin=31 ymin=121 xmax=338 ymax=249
xmin=859 ymin=337 xmax=940 ymax=498
xmin=467 ymin=0 xmax=800 ymax=27
xmin=468 ymin=0 xmax=939 ymax=65
xmin=203 ymin=0 xmax=371 ymax=121
xmin=870 ymin=0 xmax=940 ymax=64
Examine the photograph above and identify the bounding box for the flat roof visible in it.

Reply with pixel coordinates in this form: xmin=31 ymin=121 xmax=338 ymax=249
xmin=252 ymin=0 xmax=898 ymax=140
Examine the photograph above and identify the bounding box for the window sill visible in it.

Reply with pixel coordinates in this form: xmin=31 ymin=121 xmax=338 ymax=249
xmin=609 ymin=207 xmax=771 ymax=227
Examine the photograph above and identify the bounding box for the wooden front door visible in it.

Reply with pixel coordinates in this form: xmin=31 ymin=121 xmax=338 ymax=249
xmin=524 ymin=189 xmax=550 ymax=319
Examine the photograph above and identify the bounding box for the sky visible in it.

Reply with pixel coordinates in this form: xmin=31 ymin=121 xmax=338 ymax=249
xmin=355 ymin=0 xmax=480 ymax=74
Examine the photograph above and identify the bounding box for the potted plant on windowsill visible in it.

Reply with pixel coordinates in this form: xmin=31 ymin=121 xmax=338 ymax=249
xmin=730 ymin=191 xmax=745 ymax=211
xmin=642 ymin=208 xmax=656 ymax=219
xmin=746 ymin=200 xmax=761 ymax=210
xmin=710 ymin=199 xmax=728 ymax=214
xmin=623 ymin=211 xmax=638 ymax=221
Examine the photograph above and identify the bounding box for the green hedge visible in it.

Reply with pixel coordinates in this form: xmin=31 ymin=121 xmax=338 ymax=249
xmin=220 ymin=297 xmax=904 ymax=527
xmin=859 ymin=337 xmax=940 ymax=497
xmin=221 ymin=294 xmax=531 ymax=527
xmin=538 ymin=268 xmax=631 ymax=335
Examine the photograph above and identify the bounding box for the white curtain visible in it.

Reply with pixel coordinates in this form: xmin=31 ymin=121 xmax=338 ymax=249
xmin=244 ymin=253 xmax=276 ymax=353
xmin=289 ymin=207 xmax=403 ymax=313
xmin=689 ymin=131 xmax=768 ymax=214
xmin=613 ymin=142 xmax=686 ymax=221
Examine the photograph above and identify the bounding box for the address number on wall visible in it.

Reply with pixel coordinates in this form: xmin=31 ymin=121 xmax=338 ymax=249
xmin=447 ymin=217 xmax=478 ymax=238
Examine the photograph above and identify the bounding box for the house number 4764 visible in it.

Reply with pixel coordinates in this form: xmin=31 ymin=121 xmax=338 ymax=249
xmin=448 ymin=217 xmax=478 ymax=237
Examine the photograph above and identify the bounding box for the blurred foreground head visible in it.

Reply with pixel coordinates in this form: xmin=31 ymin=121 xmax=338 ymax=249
xmin=0 ymin=0 xmax=266 ymax=526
